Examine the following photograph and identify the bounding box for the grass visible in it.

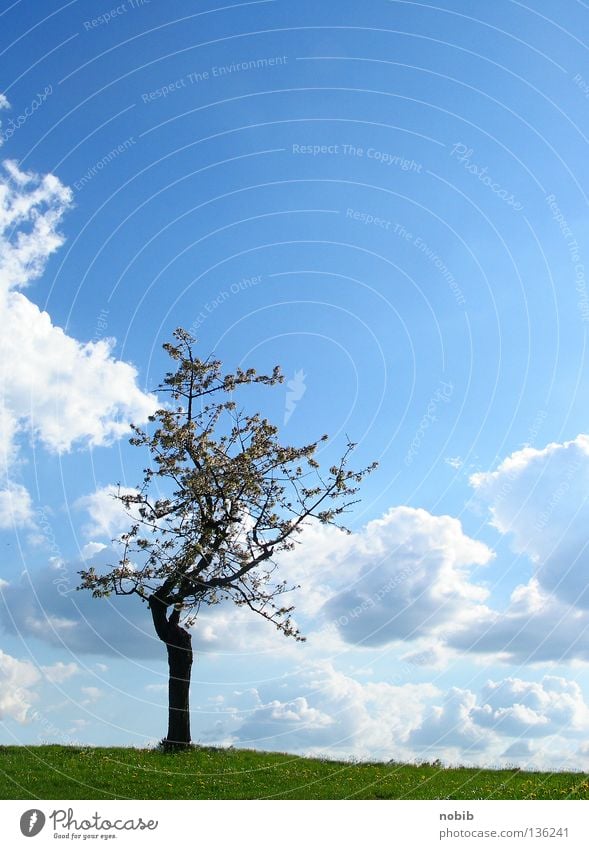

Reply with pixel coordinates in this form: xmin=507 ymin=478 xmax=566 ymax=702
xmin=1 ymin=745 xmax=588 ymax=800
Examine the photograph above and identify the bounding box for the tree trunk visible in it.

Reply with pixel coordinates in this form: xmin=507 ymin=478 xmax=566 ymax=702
xmin=149 ymin=595 xmax=193 ymax=748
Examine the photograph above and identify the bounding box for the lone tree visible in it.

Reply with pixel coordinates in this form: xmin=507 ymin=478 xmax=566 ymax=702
xmin=79 ymin=329 xmax=376 ymax=749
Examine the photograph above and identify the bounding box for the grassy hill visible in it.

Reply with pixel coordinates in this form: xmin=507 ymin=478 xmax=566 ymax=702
xmin=1 ymin=745 xmax=588 ymax=800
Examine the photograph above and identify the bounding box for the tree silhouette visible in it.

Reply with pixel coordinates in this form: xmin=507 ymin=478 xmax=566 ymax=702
xmin=79 ymin=329 xmax=376 ymax=748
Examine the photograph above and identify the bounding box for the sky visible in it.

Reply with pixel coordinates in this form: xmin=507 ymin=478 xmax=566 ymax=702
xmin=1 ymin=0 xmax=589 ymax=772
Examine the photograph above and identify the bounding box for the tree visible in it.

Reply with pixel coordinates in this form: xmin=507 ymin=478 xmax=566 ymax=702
xmin=79 ymin=329 xmax=376 ymax=749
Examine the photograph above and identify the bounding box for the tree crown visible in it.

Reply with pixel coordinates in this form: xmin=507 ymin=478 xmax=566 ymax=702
xmin=79 ymin=328 xmax=377 ymax=639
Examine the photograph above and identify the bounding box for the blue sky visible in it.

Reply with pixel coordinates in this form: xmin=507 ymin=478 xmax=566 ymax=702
xmin=1 ymin=0 xmax=589 ymax=769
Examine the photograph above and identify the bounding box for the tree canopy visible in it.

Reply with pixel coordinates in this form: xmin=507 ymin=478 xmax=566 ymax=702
xmin=79 ymin=328 xmax=377 ymax=640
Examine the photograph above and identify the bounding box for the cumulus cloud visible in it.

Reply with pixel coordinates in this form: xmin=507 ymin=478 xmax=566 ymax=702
xmin=410 ymin=674 xmax=589 ymax=767
xmin=9 ymin=455 xmax=589 ymax=672
xmin=41 ymin=661 xmax=80 ymax=684
xmin=472 ymin=676 xmax=589 ymax=737
xmin=76 ymin=485 xmax=140 ymax=540
xmin=1 ymin=293 xmax=156 ymax=456
xmin=0 ymin=482 xmax=33 ymax=528
xmin=0 ymin=160 xmax=71 ymax=293
xmin=401 ymin=643 xmax=451 ymax=669
xmin=201 ymin=662 xmax=589 ymax=767
xmin=471 ymin=435 xmax=589 ymax=608
xmin=5 ymin=503 xmax=495 ymax=661
xmin=81 ymin=542 xmax=108 ymax=560
xmin=81 ymin=686 xmax=103 ymax=704
xmin=0 ymin=159 xmax=155 ymax=512
xmin=315 ymin=507 xmax=492 ymax=647
xmin=445 ymin=435 xmax=589 ymax=663
xmin=449 ymin=578 xmax=589 ymax=664
xmin=0 ymin=547 xmax=289 ymax=659
xmin=0 ymin=649 xmax=40 ymax=722
xmin=0 ymin=554 xmax=158 ymax=659
xmin=410 ymin=687 xmax=486 ymax=753
xmin=206 ymin=661 xmax=438 ymax=761
xmin=502 ymin=740 xmax=533 ymax=760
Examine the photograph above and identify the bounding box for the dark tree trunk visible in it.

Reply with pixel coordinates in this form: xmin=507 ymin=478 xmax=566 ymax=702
xmin=149 ymin=595 xmax=193 ymax=748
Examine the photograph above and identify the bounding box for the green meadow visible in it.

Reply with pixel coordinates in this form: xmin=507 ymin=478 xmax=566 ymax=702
xmin=1 ymin=745 xmax=588 ymax=800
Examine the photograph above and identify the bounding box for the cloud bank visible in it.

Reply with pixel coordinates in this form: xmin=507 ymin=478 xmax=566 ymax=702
xmin=0 ymin=147 xmax=155 ymax=529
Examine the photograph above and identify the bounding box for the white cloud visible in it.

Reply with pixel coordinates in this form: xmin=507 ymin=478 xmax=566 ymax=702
xmin=1 ymin=294 xmax=156 ymax=455
xmin=205 ymin=661 xmax=439 ymax=761
xmin=471 ymin=434 xmax=589 ymax=608
xmin=0 ymin=159 xmax=155 ymax=509
xmin=8 ymin=473 xmax=589 ymax=672
xmin=0 ymin=554 xmax=158 ymax=658
xmin=410 ymin=687 xmax=486 ymax=754
xmin=0 ymin=160 xmax=71 ymax=294
xmin=76 ymin=486 xmax=139 ymax=539
xmin=312 ymin=507 xmax=492 ymax=647
xmin=410 ymin=674 xmax=589 ymax=767
xmin=81 ymin=542 xmax=108 ymax=560
xmin=443 ymin=435 xmax=589 ymax=663
xmin=0 ymin=649 xmax=40 ymax=722
xmin=0 ymin=544 xmax=292 ymax=659
xmin=472 ymin=676 xmax=589 ymax=737
xmin=449 ymin=577 xmax=589 ymax=664
xmin=81 ymin=686 xmax=103 ymax=703
xmin=502 ymin=739 xmax=533 ymax=761
xmin=41 ymin=661 xmax=80 ymax=684
xmin=68 ymin=719 xmax=89 ymax=734
xmin=401 ymin=643 xmax=452 ymax=669
xmin=259 ymin=518 xmax=355 ymax=619
xmin=0 ymin=482 xmax=33 ymax=528
xmin=202 ymin=661 xmax=589 ymax=767
xmin=0 ymin=504 xmax=494 ymax=662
